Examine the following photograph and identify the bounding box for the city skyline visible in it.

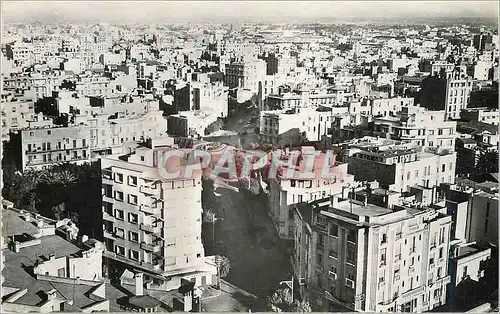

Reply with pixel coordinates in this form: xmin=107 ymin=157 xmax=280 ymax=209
xmin=2 ymin=1 xmax=499 ymax=24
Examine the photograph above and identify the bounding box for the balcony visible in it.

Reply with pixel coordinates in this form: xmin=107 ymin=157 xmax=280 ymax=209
xmin=378 ymin=281 xmax=385 ymax=289
xmin=102 ymin=177 xmax=114 ymax=185
xmin=140 ymin=185 xmax=161 ymax=197
xmin=395 ymin=232 xmax=402 ymax=240
xmin=140 ymin=204 xmax=160 ymax=215
xmin=140 ymin=260 xmax=162 ymax=272
xmin=103 ymin=230 xmax=116 ymax=240
xmin=103 ymin=212 xmax=115 ymax=222
xmin=408 ymin=266 xmax=415 ymax=274
xmin=102 ymin=194 xmax=114 ymax=203
xmin=140 ymin=242 xmax=161 ymax=253
xmin=394 ymin=254 xmax=402 ymax=261
xmin=328 ymin=251 xmax=338 ymax=259
xmin=140 ymin=223 xmax=161 ymax=234
xmin=380 ymin=260 xmax=387 ymax=267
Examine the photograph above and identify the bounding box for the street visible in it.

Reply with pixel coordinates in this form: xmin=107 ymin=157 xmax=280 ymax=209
xmin=202 ymin=185 xmax=293 ymax=309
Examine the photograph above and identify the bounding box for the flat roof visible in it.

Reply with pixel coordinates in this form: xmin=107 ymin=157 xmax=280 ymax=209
xmin=335 ymin=200 xmax=393 ymax=217
xmin=2 ymin=209 xmax=40 ymax=238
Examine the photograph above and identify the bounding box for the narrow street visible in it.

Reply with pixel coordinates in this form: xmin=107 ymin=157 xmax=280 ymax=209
xmin=202 ymin=186 xmax=293 ymax=308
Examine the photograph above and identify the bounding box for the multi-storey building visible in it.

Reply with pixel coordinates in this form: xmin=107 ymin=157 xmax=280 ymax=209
xmin=344 ymin=138 xmax=456 ymax=196
xmin=420 ymin=66 xmax=472 ymax=120
xmin=5 ymin=41 xmax=34 ymax=65
xmin=293 ymin=196 xmax=452 ymax=312
xmin=101 ymin=140 xmax=217 ymax=291
xmin=268 ymin=147 xmax=354 ymax=240
xmin=259 ymin=107 xmax=333 ymax=144
xmin=372 ymin=107 xmax=457 ymax=150
xmin=224 ymin=59 xmax=266 ymax=93
xmin=19 ymin=124 xmax=91 ymax=171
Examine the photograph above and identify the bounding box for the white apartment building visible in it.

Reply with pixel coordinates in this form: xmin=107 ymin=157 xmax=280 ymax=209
xmin=372 ymin=107 xmax=457 ymax=150
xmin=268 ymin=148 xmax=354 ymax=240
xmin=6 ymin=41 xmax=34 ymax=65
xmin=420 ymin=66 xmax=473 ymax=120
xmin=346 ymin=139 xmax=456 ymax=196
xmin=20 ymin=124 xmax=91 ymax=171
xmin=101 ymin=140 xmax=217 ymax=291
xmin=302 ymin=197 xmax=452 ymax=312
xmin=259 ymin=107 xmax=333 ymax=144
xmin=224 ymin=59 xmax=266 ymax=93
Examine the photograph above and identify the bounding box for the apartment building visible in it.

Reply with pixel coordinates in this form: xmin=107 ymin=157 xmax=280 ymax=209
xmin=1 ymin=92 xmax=37 ymax=135
xmin=345 ymin=139 xmax=456 ymax=196
xmin=224 ymin=59 xmax=266 ymax=93
xmin=3 ymin=72 xmax=63 ymax=101
xmin=5 ymin=41 xmax=34 ymax=65
xmin=19 ymin=125 xmax=91 ymax=171
xmin=265 ymin=86 xmax=344 ymax=111
xmin=294 ymin=196 xmax=452 ymax=312
xmin=420 ymin=66 xmax=472 ymax=120
xmin=268 ymin=148 xmax=354 ymax=240
xmin=372 ymin=107 xmax=457 ymax=150
xmin=259 ymin=107 xmax=333 ymax=144
xmin=101 ymin=140 xmax=217 ymax=291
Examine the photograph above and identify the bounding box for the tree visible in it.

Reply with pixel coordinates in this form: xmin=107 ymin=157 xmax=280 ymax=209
xmin=476 ymin=150 xmax=499 ymax=174
xmin=267 ymin=286 xmax=293 ymax=312
xmin=215 ymin=255 xmax=231 ymax=278
xmin=290 ymin=300 xmax=312 ymax=312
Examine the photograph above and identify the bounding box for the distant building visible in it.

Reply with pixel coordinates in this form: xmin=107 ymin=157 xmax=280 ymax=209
xmin=461 ymin=107 xmax=499 ymax=126
xmin=420 ymin=66 xmax=472 ymax=120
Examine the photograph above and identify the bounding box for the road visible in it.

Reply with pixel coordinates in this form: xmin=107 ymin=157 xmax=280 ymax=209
xmin=201 ymin=280 xmax=257 ymax=312
xmin=202 ymin=185 xmax=293 ymax=309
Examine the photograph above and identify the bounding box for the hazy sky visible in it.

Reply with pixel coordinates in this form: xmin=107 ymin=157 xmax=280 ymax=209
xmin=2 ymin=1 xmax=499 ymax=24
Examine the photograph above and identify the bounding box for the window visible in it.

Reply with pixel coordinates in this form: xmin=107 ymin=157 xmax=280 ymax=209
xmin=462 ymin=266 xmax=468 ymax=279
xmin=115 ymin=191 xmax=124 ymax=201
xmin=128 ymin=194 xmax=138 ymax=205
xmin=346 ymin=246 xmax=355 ymax=264
xmin=58 ymin=267 xmax=65 ymax=277
xmin=381 ymin=233 xmax=387 ymax=244
xmin=116 ymin=245 xmax=125 ymax=256
xmin=330 ymin=224 xmax=338 ymax=237
xmin=115 ymin=209 xmax=124 ymax=220
xmin=407 ymin=172 xmax=410 ymax=180
xmin=115 ymin=173 xmax=124 ymax=183
xmin=115 ymin=227 xmax=125 ymax=238
xmin=347 ymin=230 xmax=356 ymax=243
xmin=129 ymin=249 xmax=139 ymax=261
xmin=128 ymin=176 xmax=137 ymax=186
xmin=141 ymin=156 xmax=145 ymax=161
xmin=429 ymin=257 xmax=434 ymax=265
xmin=129 ymin=231 xmax=139 ymax=242
xmin=129 ymin=213 xmax=138 ymax=224
xmin=442 ymin=164 xmax=446 ymax=172
xmin=73 ymin=140 xmax=77 ymax=148
xmin=439 ymin=248 xmax=443 ymax=259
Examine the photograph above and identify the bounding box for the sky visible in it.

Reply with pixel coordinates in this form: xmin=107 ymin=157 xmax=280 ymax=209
xmin=2 ymin=1 xmax=499 ymax=24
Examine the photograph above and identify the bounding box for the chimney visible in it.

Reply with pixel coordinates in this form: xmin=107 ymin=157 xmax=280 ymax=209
xmin=81 ymin=235 xmax=89 ymax=244
xmin=183 ymin=290 xmax=193 ymax=312
xmin=135 ymin=273 xmax=144 ymax=296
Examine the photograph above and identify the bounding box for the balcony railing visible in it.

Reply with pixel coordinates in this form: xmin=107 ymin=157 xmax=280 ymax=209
xmin=395 ymin=254 xmax=402 ymax=261
xmin=140 ymin=242 xmax=161 ymax=253
xmin=103 ymin=230 xmax=116 ymax=240
xmin=409 ymin=246 xmax=416 ymax=254
xmin=140 ymin=223 xmax=161 ymax=234
xmin=103 ymin=212 xmax=115 ymax=222
xmin=140 ymin=204 xmax=160 ymax=215
xmin=329 ymin=250 xmax=338 ymax=259
xmin=395 ymin=232 xmax=402 ymax=240
xmin=140 ymin=186 xmax=160 ymax=197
